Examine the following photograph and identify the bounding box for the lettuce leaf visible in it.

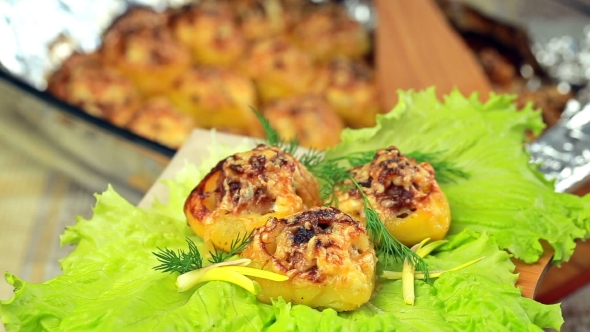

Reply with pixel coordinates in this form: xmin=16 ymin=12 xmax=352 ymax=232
xmin=0 ymin=185 xmax=562 ymax=331
xmin=0 ymin=91 xmax=572 ymax=331
xmin=1 ymin=164 xmax=563 ymax=331
xmin=325 ymin=89 xmax=590 ymax=264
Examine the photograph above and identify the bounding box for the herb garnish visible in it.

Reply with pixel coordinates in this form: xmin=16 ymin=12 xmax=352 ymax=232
xmin=208 ymin=231 xmax=254 ymax=264
xmin=153 ymin=231 xmax=254 ymax=274
xmin=351 ymin=178 xmax=429 ymax=279
xmin=152 ymin=236 xmax=287 ymax=294
xmin=153 ymin=238 xmax=203 ymax=274
xmin=252 ymin=107 xmax=298 ymax=155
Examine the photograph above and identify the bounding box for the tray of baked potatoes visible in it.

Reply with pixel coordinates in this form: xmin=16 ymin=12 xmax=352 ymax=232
xmin=0 ymin=0 xmax=588 ymax=192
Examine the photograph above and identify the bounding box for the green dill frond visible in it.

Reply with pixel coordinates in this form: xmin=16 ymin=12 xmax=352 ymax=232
xmin=298 ymin=148 xmax=324 ymax=170
xmin=208 ymin=231 xmax=255 ymax=264
xmin=306 ymin=158 xmax=351 ymax=205
xmin=251 ymin=107 xmax=298 ymax=155
xmin=252 ymin=107 xmax=280 ymax=146
xmin=153 ymin=238 xmax=203 ymax=274
xmin=405 ymin=151 xmax=469 ymax=184
xmin=350 ymin=178 xmax=429 ymax=280
xmin=345 ymin=150 xmax=376 ymax=167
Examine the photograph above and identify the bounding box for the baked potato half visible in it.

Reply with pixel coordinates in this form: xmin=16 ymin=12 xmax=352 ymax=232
xmin=241 ymin=206 xmax=376 ymax=311
xmin=262 ymin=95 xmax=344 ymax=150
xmin=334 ymin=147 xmax=451 ymax=246
xmin=184 ymin=145 xmax=322 ymax=251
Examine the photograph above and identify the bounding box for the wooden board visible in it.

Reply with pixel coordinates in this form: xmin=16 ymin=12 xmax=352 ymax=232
xmin=374 ymin=0 xmax=492 ymax=109
xmin=138 ymin=129 xmax=552 ymax=299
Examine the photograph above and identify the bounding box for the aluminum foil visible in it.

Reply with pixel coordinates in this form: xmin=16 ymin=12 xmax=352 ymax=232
xmin=529 ymin=27 xmax=590 ymax=192
xmin=1 ymin=0 xmax=590 ymax=192
xmin=0 ymin=0 xmax=196 ymax=90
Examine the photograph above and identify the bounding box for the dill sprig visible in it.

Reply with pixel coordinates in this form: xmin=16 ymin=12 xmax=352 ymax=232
xmin=344 ymin=151 xmax=375 ymax=167
xmin=252 ymin=107 xmax=298 ymax=155
xmin=153 ymin=232 xmax=254 ymax=274
xmin=405 ymin=151 xmax=469 ymax=184
xmin=208 ymin=231 xmax=254 ymax=264
xmin=306 ymin=150 xmax=469 ymax=200
xmin=153 ymin=238 xmax=203 ymax=274
xmin=297 ymin=148 xmax=324 ymax=170
xmin=351 ymin=178 xmax=430 ymax=280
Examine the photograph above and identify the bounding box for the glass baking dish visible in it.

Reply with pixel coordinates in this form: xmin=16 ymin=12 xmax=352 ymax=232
xmin=1 ymin=0 xmax=590 ymax=193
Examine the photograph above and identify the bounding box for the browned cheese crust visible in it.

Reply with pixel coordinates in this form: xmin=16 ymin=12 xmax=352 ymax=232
xmin=241 ymin=37 xmax=314 ymax=103
xmin=126 ymin=97 xmax=194 ymax=149
xmin=171 ymin=0 xmax=246 ymax=66
xmin=312 ymin=57 xmax=382 ymax=128
xmin=290 ymin=3 xmax=370 ymax=63
xmin=262 ymin=94 xmax=344 ymax=150
xmin=241 ymin=206 xmax=376 ymax=311
xmin=167 ymin=65 xmax=262 ymax=137
xmin=184 ymin=145 xmax=321 ymax=251
xmin=232 ymin=0 xmax=288 ymax=41
xmin=335 ymin=146 xmax=451 ymax=246
xmin=47 ymin=52 xmax=141 ymax=127
xmin=100 ymin=7 xmax=191 ymax=95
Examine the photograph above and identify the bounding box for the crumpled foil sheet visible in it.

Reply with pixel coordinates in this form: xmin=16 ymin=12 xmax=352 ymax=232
xmin=529 ymin=28 xmax=590 ymax=192
xmin=0 ymin=0 xmax=195 ymax=90
xmin=0 ymin=0 xmax=589 ymax=192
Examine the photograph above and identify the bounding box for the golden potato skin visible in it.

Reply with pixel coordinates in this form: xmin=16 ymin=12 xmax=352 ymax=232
xmin=100 ymin=7 xmax=191 ymax=95
xmin=171 ymin=1 xmax=246 ymax=66
xmin=47 ymin=52 xmax=141 ymax=127
xmin=312 ymin=58 xmax=382 ymax=128
xmin=126 ymin=97 xmax=194 ymax=149
xmin=242 ymin=37 xmax=315 ymax=103
xmin=262 ymin=95 xmax=344 ymax=150
xmin=167 ymin=66 xmax=261 ymax=137
xmin=184 ymin=145 xmax=322 ymax=251
xmin=241 ymin=206 xmax=376 ymax=311
xmin=290 ymin=3 xmax=370 ymax=63
xmin=334 ymin=147 xmax=451 ymax=247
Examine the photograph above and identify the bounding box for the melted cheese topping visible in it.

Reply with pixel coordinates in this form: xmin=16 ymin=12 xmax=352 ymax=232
xmin=100 ymin=7 xmax=191 ymax=95
xmin=312 ymin=57 xmax=382 ymax=128
xmin=290 ymin=3 xmax=370 ymax=63
xmin=335 ymin=146 xmax=451 ymax=246
xmin=171 ymin=1 xmax=246 ymax=66
xmin=184 ymin=145 xmax=321 ymax=251
xmin=167 ymin=66 xmax=261 ymax=136
xmin=242 ymin=37 xmax=314 ymax=102
xmin=126 ymin=97 xmax=194 ymax=149
xmin=233 ymin=0 xmax=287 ymax=41
xmin=241 ymin=206 xmax=376 ymax=311
xmin=47 ymin=52 xmax=141 ymax=127
xmin=262 ymin=95 xmax=344 ymax=150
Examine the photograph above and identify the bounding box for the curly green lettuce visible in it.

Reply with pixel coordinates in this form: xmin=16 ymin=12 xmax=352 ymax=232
xmin=325 ymin=89 xmax=590 ymax=264
xmin=0 ymin=185 xmax=562 ymax=331
xmin=1 ymin=89 xmax=579 ymax=331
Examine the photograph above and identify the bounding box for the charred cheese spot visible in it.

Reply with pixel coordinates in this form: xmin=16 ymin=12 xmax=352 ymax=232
xmin=335 ymin=146 xmax=451 ymax=246
xmin=241 ymin=206 xmax=376 ymax=311
xmin=184 ymin=145 xmax=321 ymax=251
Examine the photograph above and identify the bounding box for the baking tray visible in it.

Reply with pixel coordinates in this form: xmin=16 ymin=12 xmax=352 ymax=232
xmin=1 ymin=0 xmax=590 ymax=193
xmin=0 ymin=69 xmax=174 ymax=192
